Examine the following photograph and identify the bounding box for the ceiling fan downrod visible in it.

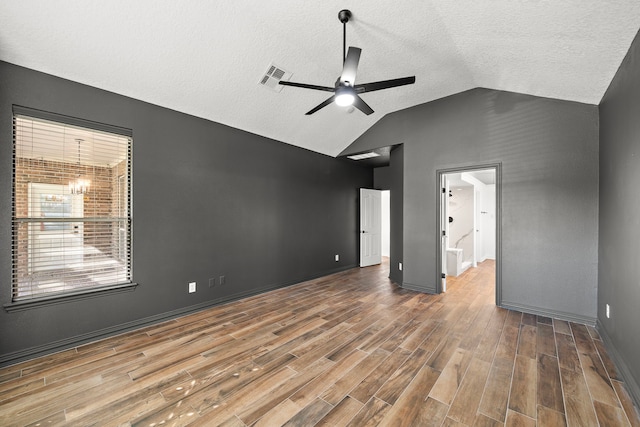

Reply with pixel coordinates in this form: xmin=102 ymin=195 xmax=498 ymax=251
xmin=338 ymin=9 xmax=352 ymax=65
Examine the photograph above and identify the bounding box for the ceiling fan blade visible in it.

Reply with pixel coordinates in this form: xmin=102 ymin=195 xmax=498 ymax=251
xmin=306 ymin=95 xmax=336 ymax=115
xmin=355 ymin=76 xmax=416 ymax=93
xmin=353 ymin=95 xmax=374 ymax=115
xmin=279 ymin=81 xmax=335 ymax=92
xmin=340 ymin=47 xmax=361 ymax=85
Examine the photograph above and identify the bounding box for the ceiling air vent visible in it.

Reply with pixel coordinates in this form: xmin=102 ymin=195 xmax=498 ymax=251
xmin=259 ymin=63 xmax=291 ymax=92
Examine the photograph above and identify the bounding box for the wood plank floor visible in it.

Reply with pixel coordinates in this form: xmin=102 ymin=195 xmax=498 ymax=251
xmin=1 ymin=259 xmax=639 ymax=426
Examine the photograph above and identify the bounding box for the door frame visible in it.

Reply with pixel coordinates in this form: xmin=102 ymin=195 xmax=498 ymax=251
xmin=436 ymin=163 xmax=502 ymax=306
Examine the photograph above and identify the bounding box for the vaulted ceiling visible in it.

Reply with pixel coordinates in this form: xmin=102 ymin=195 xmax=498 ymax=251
xmin=1 ymin=1 xmax=639 ymax=157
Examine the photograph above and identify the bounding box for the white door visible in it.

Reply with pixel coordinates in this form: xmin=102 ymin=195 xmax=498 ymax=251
xmin=360 ymin=188 xmax=382 ymax=267
xmin=482 ymin=185 xmax=496 ymax=260
xmin=473 ymin=188 xmax=479 ymax=268
xmin=440 ymin=175 xmax=449 ymax=292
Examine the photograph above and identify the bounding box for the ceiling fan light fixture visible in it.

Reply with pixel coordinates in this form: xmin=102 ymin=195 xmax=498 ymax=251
xmin=335 ymin=86 xmax=355 ymax=107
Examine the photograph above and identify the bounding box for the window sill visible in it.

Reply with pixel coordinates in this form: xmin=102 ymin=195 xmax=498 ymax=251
xmin=4 ymin=282 xmax=138 ymax=313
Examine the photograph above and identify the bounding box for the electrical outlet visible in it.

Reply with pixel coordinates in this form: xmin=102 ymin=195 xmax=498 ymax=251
xmin=209 ymin=278 xmax=215 ymax=288
xmin=399 ymin=262 xmax=403 ymax=271
xmin=606 ymin=304 xmax=610 ymax=319
xmin=219 ymin=275 xmax=225 ymax=286
xmin=189 ymin=282 xmax=196 ymax=293
xmin=335 ymin=254 xmax=339 ymax=262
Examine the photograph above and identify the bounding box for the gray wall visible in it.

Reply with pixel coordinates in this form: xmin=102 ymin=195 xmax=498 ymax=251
xmin=342 ymin=88 xmax=599 ymax=323
xmin=373 ymin=166 xmax=391 ymax=190
xmin=599 ymin=29 xmax=640 ymax=406
xmin=372 ymin=149 xmax=404 ymax=285
xmin=0 ymin=61 xmax=372 ymax=364
xmin=388 ymin=147 xmax=404 ymax=285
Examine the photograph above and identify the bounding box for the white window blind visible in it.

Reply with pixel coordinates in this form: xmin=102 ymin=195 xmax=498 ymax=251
xmin=12 ymin=110 xmax=132 ymax=302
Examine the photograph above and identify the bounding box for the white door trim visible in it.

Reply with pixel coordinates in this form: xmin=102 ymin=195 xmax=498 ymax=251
xmin=436 ymin=164 xmax=502 ymax=306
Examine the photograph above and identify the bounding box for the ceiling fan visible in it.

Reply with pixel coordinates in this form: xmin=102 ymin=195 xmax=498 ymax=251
xmin=279 ymin=9 xmax=416 ymax=116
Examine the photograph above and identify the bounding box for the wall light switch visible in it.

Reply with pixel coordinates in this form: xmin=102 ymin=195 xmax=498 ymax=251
xmin=399 ymin=262 xmax=403 ymax=271
xmin=335 ymin=254 xmax=339 ymax=262
xmin=189 ymin=282 xmax=196 ymax=293
xmin=606 ymin=304 xmax=610 ymax=319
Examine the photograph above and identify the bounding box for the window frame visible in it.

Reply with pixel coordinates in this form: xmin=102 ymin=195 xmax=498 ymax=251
xmin=5 ymin=106 xmax=136 ymax=312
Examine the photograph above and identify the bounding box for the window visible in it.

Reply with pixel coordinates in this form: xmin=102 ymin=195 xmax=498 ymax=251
xmin=11 ymin=108 xmax=133 ymax=304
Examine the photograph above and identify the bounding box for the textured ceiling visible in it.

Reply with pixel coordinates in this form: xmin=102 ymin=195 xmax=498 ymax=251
xmin=1 ymin=1 xmax=639 ymax=157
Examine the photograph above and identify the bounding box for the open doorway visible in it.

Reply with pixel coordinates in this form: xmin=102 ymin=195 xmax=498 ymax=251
xmin=437 ymin=165 xmax=500 ymax=304
xmin=359 ymin=188 xmax=391 ymax=269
